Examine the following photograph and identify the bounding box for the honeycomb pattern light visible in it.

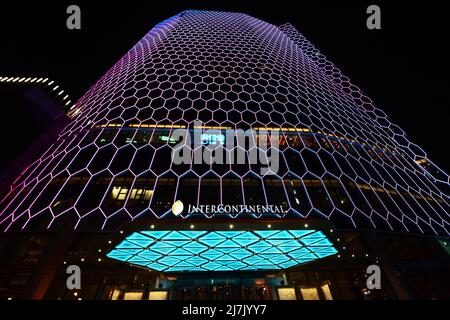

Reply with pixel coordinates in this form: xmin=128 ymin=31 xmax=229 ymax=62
xmin=106 ymin=230 xmax=338 ymax=272
xmin=0 ymin=11 xmax=449 ymax=235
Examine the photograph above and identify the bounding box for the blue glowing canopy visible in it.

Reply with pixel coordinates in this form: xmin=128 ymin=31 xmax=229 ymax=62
xmin=106 ymin=229 xmax=338 ymax=272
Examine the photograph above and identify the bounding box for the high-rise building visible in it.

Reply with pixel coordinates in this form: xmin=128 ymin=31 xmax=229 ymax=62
xmin=0 ymin=76 xmax=73 ymax=195
xmin=0 ymin=11 xmax=449 ymax=300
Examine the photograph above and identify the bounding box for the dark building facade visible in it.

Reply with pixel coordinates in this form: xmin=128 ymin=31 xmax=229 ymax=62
xmin=0 ymin=11 xmax=449 ymax=300
xmin=0 ymin=76 xmax=73 ymax=198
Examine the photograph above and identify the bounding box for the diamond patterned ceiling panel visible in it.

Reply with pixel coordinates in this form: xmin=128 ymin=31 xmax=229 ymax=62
xmin=106 ymin=229 xmax=338 ymax=272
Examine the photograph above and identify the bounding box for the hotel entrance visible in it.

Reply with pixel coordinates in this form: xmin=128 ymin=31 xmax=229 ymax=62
xmin=171 ymin=274 xmax=272 ymax=300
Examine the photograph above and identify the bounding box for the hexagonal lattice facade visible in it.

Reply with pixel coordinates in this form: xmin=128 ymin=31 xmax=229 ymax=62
xmin=0 ymin=11 xmax=449 ymax=234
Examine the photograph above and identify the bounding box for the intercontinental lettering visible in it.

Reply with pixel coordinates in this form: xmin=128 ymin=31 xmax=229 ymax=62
xmin=187 ymin=204 xmax=287 ymax=214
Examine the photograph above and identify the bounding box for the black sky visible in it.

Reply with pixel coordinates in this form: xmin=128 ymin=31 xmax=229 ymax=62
xmin=0 ymin=0 xmax=449 ymax=173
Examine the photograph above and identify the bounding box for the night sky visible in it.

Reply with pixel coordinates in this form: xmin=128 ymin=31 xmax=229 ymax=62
xmin=1 ymin=1 xmax=448 ymax=173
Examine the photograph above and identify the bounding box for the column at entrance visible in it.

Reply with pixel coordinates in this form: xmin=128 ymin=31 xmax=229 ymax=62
xmin=20 ymin=233 xmax=75 ymax=300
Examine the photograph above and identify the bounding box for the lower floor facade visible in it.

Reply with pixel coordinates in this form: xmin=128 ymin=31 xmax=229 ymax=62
xmin=0 ymin=219 xmax=449 ymax=300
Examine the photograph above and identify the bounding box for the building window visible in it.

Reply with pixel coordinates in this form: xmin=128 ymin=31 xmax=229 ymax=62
xmin=298 ymin=282 xmax=333 ymax=300
xmin=277 ymin=287 xmax=297 ymax=300
xmin=148 ymin=291 xmax=169 ymax=300
xmin=129 ymin=188 xmax=153 ymax=201
xmin=321 ymin=283 xmax=333 ymax=300
xmin=110 ymin=288 xmax=121 ymax=300
xmin=300 ymin=286 xmax=320 ymax=300
xmin=111 ymin=186 xmax=129 ymax=201
xmin=123 ymin=291 xmax=143 ymax=300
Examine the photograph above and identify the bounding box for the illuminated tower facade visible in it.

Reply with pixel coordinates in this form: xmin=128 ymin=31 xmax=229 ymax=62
xmin=0 ymin=11 xmax=449 ymax=300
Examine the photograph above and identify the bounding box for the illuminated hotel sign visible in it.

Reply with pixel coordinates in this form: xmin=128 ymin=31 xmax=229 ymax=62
xmin=172 ymin=201 xmax=287 ymax=216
